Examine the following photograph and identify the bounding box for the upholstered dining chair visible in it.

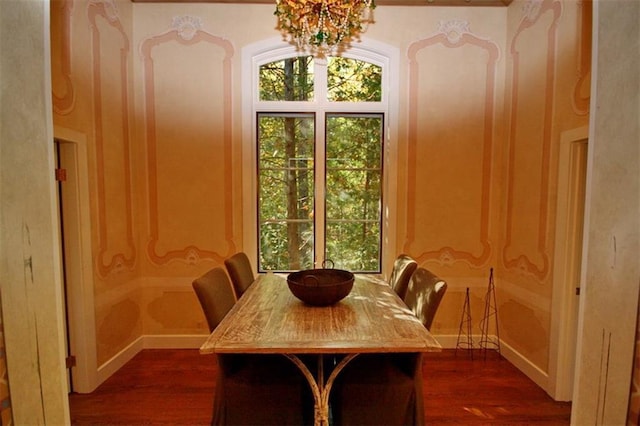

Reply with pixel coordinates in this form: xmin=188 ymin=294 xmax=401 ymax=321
xmin=224 ymin=252 xmax=255 ymax=299
xmin=403 ymin=267 xmax=448 ymax=330
xmin=192 ymin=267 xmax=312 ymax=425
xmin=389 ymin=254 xmax=418 ymax=300
xmin=192 ymin=267 xmax=236 ymax=332
xmin=331 ymin=352 xmax=424 ymax=426
xmin=331 ymin=267 xmax=448 ymax=426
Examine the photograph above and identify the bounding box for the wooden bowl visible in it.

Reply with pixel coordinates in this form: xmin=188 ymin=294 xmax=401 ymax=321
xmin=287 ymin=269 xmax=354 ymax=306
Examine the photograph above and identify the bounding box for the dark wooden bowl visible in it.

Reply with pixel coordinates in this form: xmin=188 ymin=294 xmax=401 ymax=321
xmin=287 ymin=269 xmax=354 ymax=306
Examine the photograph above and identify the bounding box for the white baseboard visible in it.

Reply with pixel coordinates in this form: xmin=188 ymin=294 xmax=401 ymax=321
xmin=431 ymin=334 xmax=483 ymax=349
xmin=431 ymin=334 xmax=549 ymax=393
xmin=96 ymin=334 xmax=209 ymax=386
xmin=499 ymin=339 xmax=549 ymax=393
xmin=142 ymin=334 xmax=209 ymax=349
xmin=97 ymin=337 xmax=144 ymax=385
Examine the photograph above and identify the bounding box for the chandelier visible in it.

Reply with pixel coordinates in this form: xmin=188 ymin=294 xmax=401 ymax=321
xmin=275 ymin=0 xmax=376 ymax=56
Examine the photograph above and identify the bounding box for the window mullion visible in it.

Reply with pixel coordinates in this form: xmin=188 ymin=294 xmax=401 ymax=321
xmin=314 ymin=59 xmax=328 ymax=268
xmin=315 ymin=111 xmax=326 ymax=268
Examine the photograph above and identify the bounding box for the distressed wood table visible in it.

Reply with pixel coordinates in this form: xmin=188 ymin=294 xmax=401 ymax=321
xmin=200 ymin=272 xmax=441 ymax=426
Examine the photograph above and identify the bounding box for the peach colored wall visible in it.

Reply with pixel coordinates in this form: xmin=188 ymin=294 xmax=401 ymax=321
xmin=498 ymin=0 xmax=562 ymax=371
xmin=398 ymin=11 xmax=506 ymax=338
xmin=51 ymin=0 xmax=590 ymax=378
xmin=52 ymin=0 xmax=141 ymax=365
xmin=496 ymin=0 xmax=590 ymax=371
xmin=87 ymin=0 xmax=142 ymax=364
xmin=132 ymin=6 xmax=246 ymax=339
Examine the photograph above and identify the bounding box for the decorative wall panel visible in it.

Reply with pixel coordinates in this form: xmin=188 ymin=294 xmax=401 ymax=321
xmin=502 ymin=0 xmax=561 ymax=280
xmin=52 ymin=0 xmax=75 ymax=115
xmin=88 ymin=0 xmax=137 ymax=277
xmin=140 ymin=16 xmax=235 ymax=265
xmin=406 ymin=20 xmax=499 ymax=267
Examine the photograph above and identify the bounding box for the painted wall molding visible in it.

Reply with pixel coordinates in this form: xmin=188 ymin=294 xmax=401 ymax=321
xmin=139 ymin=18 xmax=236 ymax=265
xmin=406 ymin=21 xmax=500 ymax=267
xmin=502 ymin=0 xmax=562 ymax=280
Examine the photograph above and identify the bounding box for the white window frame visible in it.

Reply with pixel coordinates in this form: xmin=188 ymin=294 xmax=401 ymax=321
xmin=241 ymin=37 xmax=399 ymax=274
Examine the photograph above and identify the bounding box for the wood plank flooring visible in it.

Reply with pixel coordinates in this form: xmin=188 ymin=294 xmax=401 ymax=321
xmin=69 ymin=349 xmax=571 ymax=425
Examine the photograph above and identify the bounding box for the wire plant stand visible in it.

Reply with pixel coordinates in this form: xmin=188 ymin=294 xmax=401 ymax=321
xmin=478 ymin=268 xmax=501 ymax=359
xmin=455 ymin=287 xmax=474 ymax=359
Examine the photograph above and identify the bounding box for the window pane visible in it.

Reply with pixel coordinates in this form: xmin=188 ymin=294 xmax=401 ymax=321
xmin=325 ymin=114 xmax=383 ymax=272
xmin=326 ymin=222 xmax=380 ymax=272
xmin=327 ymin=57 xmax=382 ymax=102
xmin=258 ymin=113 xmax=315 ymax=271
xmin=259 ymin=56 xmax=314 ymax=101
xmin=260 ymin=221 xmax=314 ymax=271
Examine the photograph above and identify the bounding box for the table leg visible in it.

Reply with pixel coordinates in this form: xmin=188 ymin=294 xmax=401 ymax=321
xmin=284 ymin=353 xmax=359 ymax=426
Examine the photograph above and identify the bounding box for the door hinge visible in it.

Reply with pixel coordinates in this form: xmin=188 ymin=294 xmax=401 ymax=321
xmin=575 ymin=287 xmax=581 ymax=296
xmin=66 ymin=355 xmax=76 ymax=368
xmin=55 ymin=168 xmax=67 ymax=182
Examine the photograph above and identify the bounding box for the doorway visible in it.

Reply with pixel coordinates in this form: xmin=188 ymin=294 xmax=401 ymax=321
xmin=53 ymin=128 xmax=98 ymax=394
xmin=54 ymin=139 xmax=74 ymax=392
xmin=549 ymin=125 xmax=589 ymax=401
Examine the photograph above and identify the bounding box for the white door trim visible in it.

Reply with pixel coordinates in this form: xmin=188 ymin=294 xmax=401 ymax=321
xmin=548 ymin=124 xmax=589 ymax=401
xmin=54 ymin=125 xmax=99 ymax=393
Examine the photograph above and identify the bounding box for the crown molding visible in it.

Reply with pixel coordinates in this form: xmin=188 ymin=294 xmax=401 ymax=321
xmin=131 ymin=0 xmax=513 ymax=6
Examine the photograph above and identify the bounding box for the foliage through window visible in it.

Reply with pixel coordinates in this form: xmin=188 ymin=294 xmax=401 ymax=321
xmin=259 ymin=56 xmax=314 ymax=101
xmin=327 ymin=57 xmax=382 ymax=102
xmin=257 ymin=56 xmax=384 ymax=273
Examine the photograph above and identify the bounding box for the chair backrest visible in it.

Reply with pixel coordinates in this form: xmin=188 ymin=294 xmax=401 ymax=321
xmin=404 ymin=267 xmax=447 ymax=331
xmin=224 ymin=252 xmax=255 ymax=299
xmin=389 ymin=254 xmax=418 ymax=300
xmin=192 ymin=267 xmax=237 ymax=332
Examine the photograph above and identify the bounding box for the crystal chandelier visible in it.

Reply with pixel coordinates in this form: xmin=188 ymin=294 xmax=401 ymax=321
xmin=275 ymin=0 xmax=376 ymax=56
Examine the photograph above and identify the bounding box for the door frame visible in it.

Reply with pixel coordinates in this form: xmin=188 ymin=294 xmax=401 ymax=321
xmin=54 ymin=126 xmax=98 ymax=393
xmin=548 ymin=124 xmax=589 ymax=401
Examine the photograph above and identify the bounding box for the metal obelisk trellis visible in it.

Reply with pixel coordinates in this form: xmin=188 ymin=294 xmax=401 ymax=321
xmin=479 ymin=268 xmax=501 ymax=358
xmin=455 ymin=287 xmax=474 ymax=359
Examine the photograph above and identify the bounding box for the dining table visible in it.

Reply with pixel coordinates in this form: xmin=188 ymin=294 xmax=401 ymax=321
xmin=200 ymin=271 xmax=442 ymax=426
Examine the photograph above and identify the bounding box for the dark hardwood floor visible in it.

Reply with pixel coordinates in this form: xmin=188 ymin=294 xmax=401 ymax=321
xmin=69 ymin=349 xmax=571 ymax=425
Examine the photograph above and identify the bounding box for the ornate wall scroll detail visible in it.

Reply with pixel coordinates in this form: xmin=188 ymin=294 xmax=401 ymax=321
xmin=437 ymin=249 xmax=456 ymax=265
xmin=88 ymin=1 xmax=137 ymax=277
xmin=523 ymin=0 xmax=544 ymax=22
xmin=93 ymin=0 xmax=119 ymax=22
xmin=140 ymin=18 xmax=236 ymax=266
xmin=405 ymin=22 xmax=499 ymax=267
xmin=52 ymin=0 xmax=75 ymax=115
xmin=185 ymin=248 xmax=202 ymax=265
xmin=171 ymin=15 xmax=203 ymax=41
xmin=572 ymin=0 xmax=591 ymax=115
xmin=437 ymin=20 xmax=471 ymax=45
xmin=502 ymin=0 xmax=562 ymax=280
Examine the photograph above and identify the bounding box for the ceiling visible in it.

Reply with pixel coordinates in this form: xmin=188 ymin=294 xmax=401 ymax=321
xmin=131 ymin=0 xmax=512 ymax=6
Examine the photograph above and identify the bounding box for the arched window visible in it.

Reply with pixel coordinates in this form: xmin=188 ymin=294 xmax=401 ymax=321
xmin=243 ymin=41 xmax=397 ymax=274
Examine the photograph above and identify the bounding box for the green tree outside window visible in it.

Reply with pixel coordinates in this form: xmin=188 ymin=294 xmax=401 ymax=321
xmin=257 ymin=56 xmax=383 ymax=272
